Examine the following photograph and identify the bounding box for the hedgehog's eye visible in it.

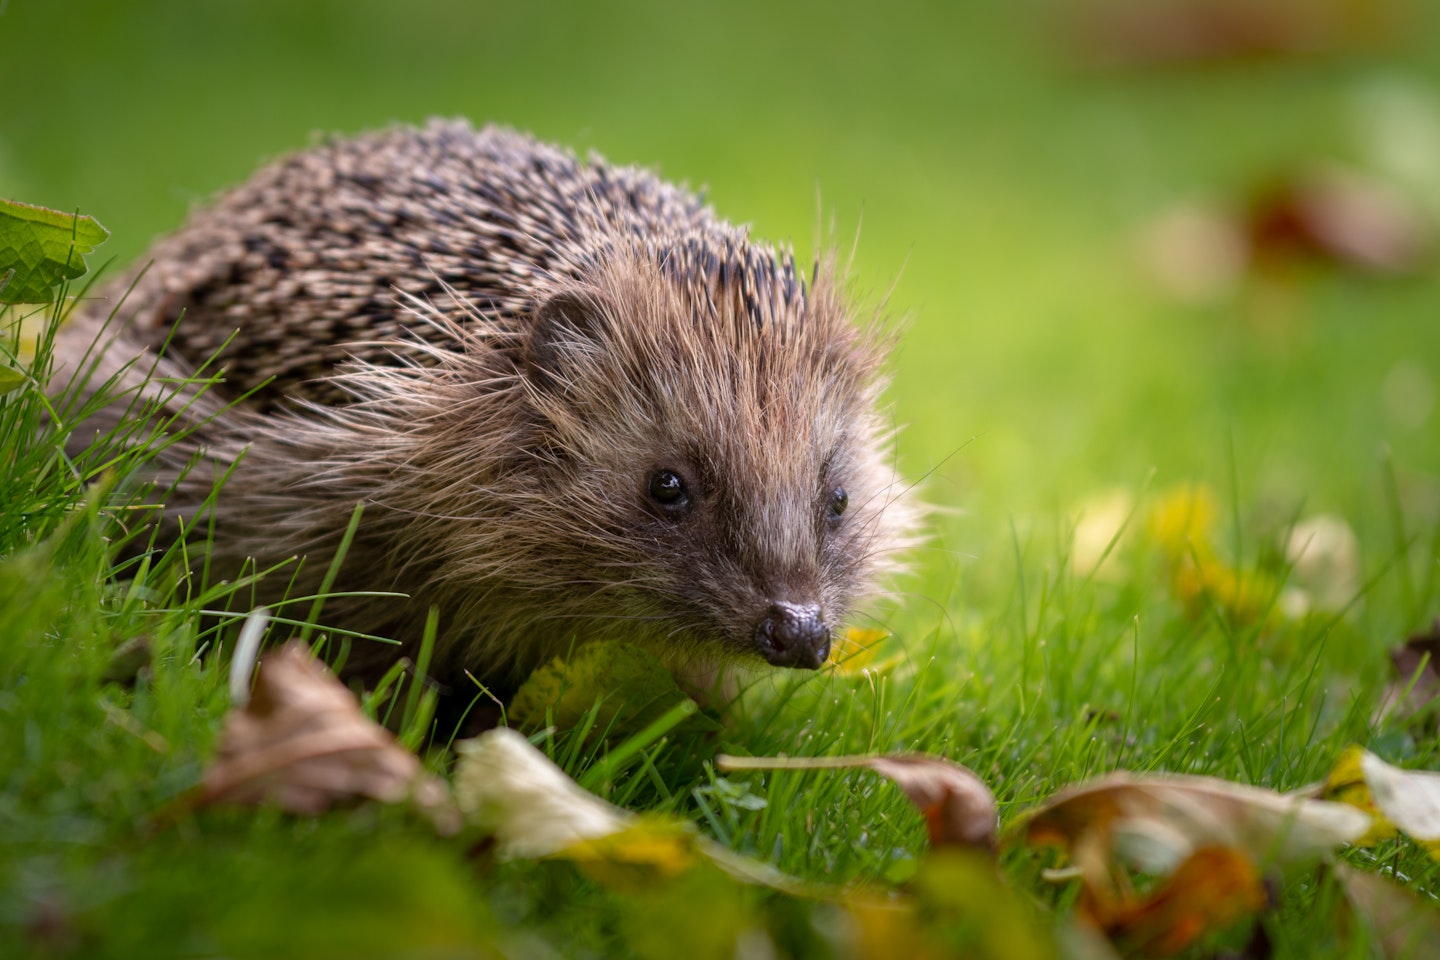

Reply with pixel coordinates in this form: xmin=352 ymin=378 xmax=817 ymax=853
xmin=648 ymin=470 xmax=690 ymax=512
xmin=828 ymin=485 xmax=849 ymax=520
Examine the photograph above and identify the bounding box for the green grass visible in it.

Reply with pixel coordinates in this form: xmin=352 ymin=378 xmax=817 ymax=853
xmin=3 ymin=1 xmax=1440 ymax=956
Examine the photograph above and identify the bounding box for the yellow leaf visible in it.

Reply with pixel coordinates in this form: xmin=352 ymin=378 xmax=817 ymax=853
xmin=827 ymin=627 xmax=902 ymax=677
xmin=1322 ymin=746 xmax=1400 ymax=845
xmin=1146 ymin=484 xmax=1219 ymax=559
xmin=1070 ymin=488 xmax=1138 ymax=581
xmin=842 ymin=895 xmax=953 ymax=960
xmin=1322 ymin=746 xmax=1440 ymax=858
xmin=455 ymin=729 xmax=806 ymax=892
xmin=1170 ymin=553 xmax=1278 ymax=627
xmin=563 ymin=817 xmax=703 ymax=887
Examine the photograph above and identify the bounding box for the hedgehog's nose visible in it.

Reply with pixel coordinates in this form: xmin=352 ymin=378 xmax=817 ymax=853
xmin=755 ymin=601 xmax=831 ymax=669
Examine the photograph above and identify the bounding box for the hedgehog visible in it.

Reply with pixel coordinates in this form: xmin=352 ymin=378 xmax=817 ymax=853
xmin=54 ymin=120 xmax=915 ymax=695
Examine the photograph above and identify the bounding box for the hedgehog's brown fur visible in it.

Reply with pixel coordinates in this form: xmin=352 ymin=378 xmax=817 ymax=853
xmin=56 ymin=120 xmax=915 ymax=691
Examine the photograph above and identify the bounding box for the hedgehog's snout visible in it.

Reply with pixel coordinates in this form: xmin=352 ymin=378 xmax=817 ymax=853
xmin=754 ymin=601 xmax=831 ymax=670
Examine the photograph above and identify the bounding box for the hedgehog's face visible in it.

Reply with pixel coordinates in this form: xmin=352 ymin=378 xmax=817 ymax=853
xmin=628 ymin=454 xmax=859 ymax=670
xmin=641 ymin=464 xmax=854 ymax=666
xmin=519 ymin=254 xmax=909 ymax=671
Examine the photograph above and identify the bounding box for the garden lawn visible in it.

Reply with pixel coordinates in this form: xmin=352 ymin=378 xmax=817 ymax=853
xmin=3 ymin=1 xmax=1439 ymax=957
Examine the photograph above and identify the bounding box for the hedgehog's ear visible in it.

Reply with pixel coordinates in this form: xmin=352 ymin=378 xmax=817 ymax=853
xmin=524 ymin=291 xmax=609 ymax=390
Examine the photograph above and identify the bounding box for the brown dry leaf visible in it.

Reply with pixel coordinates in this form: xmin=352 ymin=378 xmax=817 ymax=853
xmin=195 ymin=642 xmax=456 ymax=830
xmin=1021 ymin=772 xmax=1369 ymax=881
xmin=1084 ymin=846 xmax=1268 ymax=958
xmin=1019 ymin=768 xmax=1367 ymax=948
xmin=1141 ymin=168 xmax=1429 ymax=309
xmin=1058 ymin=0 xmax=1410 ymax=70
xmin=1016 ymin=774 xmax=1352 ymax=957
xmin=1245 ymin=169 xmax=1429 ymax=277
xmin=1334 ymin=864 xmax=1440 ymax=960
xmin=717 ymin=752 xmax=997 ymax=853
xmin=866 ymin=756 xmax=998 ymax=853
xmin=1321 ymin=746 xmax=1440 ymax=858
xmin=1376 ymin=621 xmax=1440 ymax=725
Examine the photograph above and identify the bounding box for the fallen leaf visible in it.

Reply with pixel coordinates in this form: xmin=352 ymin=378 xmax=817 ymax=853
xmin=454 ymin=728 xmax=804 ymax=891
xmin=0 ymin=364 xmax=25 ymax=396
xmin=1334 ymin=863 xmax=1440 ymax=960
xmin=509 ymin=641 xmax=719 ymax=736
xmin=1375 ymin=621 xmax=1440 ymax=725
xmin=867 ymin=756 xmax=999 ymax=853
xmin=1170 ymin=553 xmax=1279 ymax=628
xmin=1144 ymin=483 xmax=1279 ymax=626
xmin=563 ymin=816 xmax=707 ymax=888
xmin=454 ymin=726 xmax=627 ymax=859
xmin=1070 ymin=489 xmax=1139 ymax=581
xmin=1137 ymin=202 xmax=1247 ymax=305
xmin=1245 ymin=169 xmax=1428 ymax=277
xmin=1016 ymin=773 xmax=1353 ymax=957
xmin=827 ymin=627 xmax=904 ymax=677
xmin=1018 ymin=772 xmax=1370 ymax=900
xmin=192 ymin=642 xmax=456 ymax=830
xmin=1146 ymin=484 xmax=1219 ymax=560
xmin=1084 ymin=846 xmax=1268 ymax=958
xmin=1057 ymin=0 xmax=1409 ymax=71
xmin=1321 ymin=747 xmax=1400 ymax=845
xmin=1140 ymin=164 xmax=1430 ymax=311
xmin=1322 ymin=746 xmax=1440 ymax=857
xmin=717 ymin=752 xmax=998 ymax=853
xmin=1285 ymin=515 xmax=1361 ymax=613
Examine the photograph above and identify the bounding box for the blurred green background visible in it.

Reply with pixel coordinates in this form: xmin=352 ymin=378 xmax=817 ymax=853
xmin=3 ymin=7 xmax=1440 ymax=951
xmin=3 ymin=0 xmax=1437 ymax=576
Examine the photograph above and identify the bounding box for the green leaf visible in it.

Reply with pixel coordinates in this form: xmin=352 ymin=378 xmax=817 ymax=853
xmin=0 ymin=198 xmax=110 ymax=303
xmin=509 ymin=642 xmax=720 ymax=737
xmin=0 ymin=365 xmax=25 ymax=396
